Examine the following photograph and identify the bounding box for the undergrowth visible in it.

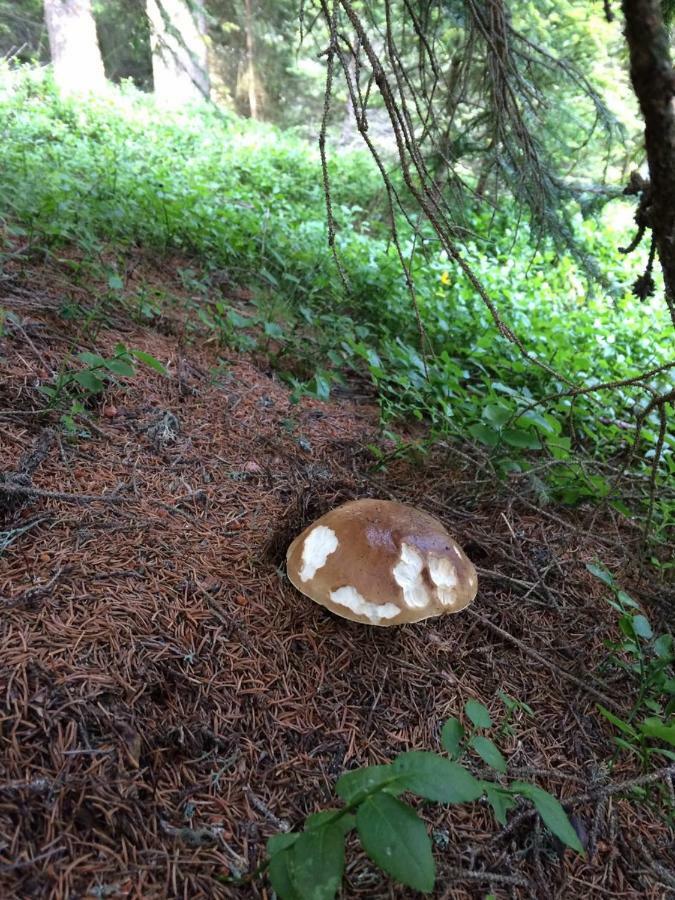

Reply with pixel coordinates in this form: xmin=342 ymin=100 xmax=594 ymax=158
xmin=0 ymin=65 xmax=673 ymax=541
xmin=225 ymin=699 xmax=585 ymax=898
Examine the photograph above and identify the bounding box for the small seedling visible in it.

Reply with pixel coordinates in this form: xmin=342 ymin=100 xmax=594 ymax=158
xmin=39 ymin=342 xmax=167 ymax=431
xmin=587 ymin=563 xmax=675 ymax=768
xmin=230 ymin=699 xmax=583 ymax=899
xmin=196 ymin=301 xmax=257 ymax=351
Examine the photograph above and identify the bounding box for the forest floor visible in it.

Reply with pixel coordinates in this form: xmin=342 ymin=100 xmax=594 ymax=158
xmin=1 ymin=248 xmax=674 ymax=900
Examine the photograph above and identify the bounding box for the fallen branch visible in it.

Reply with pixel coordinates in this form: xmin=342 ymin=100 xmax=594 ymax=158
xmin=0 ymin=481 xmax=125 ymax=506
xmin=0 ymin=567 xmax=66 ymax=609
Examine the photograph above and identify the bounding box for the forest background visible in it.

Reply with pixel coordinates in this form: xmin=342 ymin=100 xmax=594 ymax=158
xmin=1 ymin=0 xmax=673 ymax=550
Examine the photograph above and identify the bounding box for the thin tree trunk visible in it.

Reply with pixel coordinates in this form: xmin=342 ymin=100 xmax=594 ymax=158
xmin=244 ymin=0 xmax=258 ymax=119
xmin=43 ymin=0 xmax=106 ymax=94
xmin=146 ymin=0 xmax=209 ymax=106
xmin=622 ymin=0 xmax=675 ymax=326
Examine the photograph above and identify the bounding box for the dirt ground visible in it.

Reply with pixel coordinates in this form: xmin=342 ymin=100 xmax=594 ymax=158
xmin=1 ymin=253 xmax=674 ymax=899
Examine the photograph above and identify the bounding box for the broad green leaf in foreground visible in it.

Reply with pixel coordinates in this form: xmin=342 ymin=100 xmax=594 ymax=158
xmin=287 ymin=824 xmax=345 ymax=900
xmin=512 ymin=782 xmax=584 ymax=853
xmin=392 ymin=751 xmax=484 ymax=803
xmin=267 ymin=832 xmax=300 ymax=856
xmin=305 ymin=810 xmax=356 ymax=836
xmin=356 ymin=793 xmax=435 ymax=893
xmin=335 ymin=764 xmax=403 ymax=804
xmin=268 ymin=848 xmax=302 ymax=900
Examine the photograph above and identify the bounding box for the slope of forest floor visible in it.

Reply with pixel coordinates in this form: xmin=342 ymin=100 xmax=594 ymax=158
xmin=1 ymin=250 xmax=674 ymax=899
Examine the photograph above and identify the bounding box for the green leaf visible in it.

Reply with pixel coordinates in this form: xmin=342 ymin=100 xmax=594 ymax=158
xmin=228 ymin=309 xmax=250 ymax=329
xmin=440 ymin=718 xmax=464 ymax=759
xmin=469 ymin=736 xmax=507 ymax=774
xmin=613 ymin=735 xmax=639 ymax=755
xmin=653 ymin=634 xmax=674 ymax=660
xmin=511 ymin=783 xmax=584 ymax=853
xmin=650 ymin=747 xmax=675 ymax=762
xmin=631 ymin=615 xmax=653 ymax=640
xmin=107 ymin=273 xmax=124 ymax=291
xmin=639 ymin=719 xmax=675 ymax=747
xmin=549 ymin=435 xmax=571 ymax=460
xmin=482 ymin=403 xmax=512 ymax=428
xmin=585 ymin=563 xmax=614 ymax=587
xmin=335 ymin=765 xmax=403 ymax=804
xmin=269 ymin=848 xmax=302 ymax=900
xmin=73 ymin=370 xmax=104 ymax=393
xmin=596 ymin=705 xmax=639 ymax=738
xmin=468 ymin=423 xmax=499 ymax=447
xmin=356 ymin=793 xmax=435 ymax=893
xmin=305 ymin=811 xmax=356 ymax=837
xmin=268 ymin=832 xmax=300 ymax=856
xmin=263 ymin=321 xmax=284 ymax=339
xmin=616 ymin=590 xmax=640 ymax=610
xmin=392 ymin=752 xmax=483 ymax=803
xmin=197 ymin=308 xmax=214 ymax=328
xmin=619 ymin=615 xmax=637 ymax=640
xmin=520 ymin=410 xmax=561 ymax=435
xmin=131 ymin=349 xmax=168 ymax=375
xmin=464 ymin=699 xmax=492 ymax=729
xmin=502 ymin=428 xmax=541 ymax=449
xmin=287 ymin=824 xmax=345 ymax=900
xmin=483 ymin=784 xmax=516 ymax=826
xmin=77 ymin=351 xmax=106 ymax=368
xmin=313 ymin=372 xmax=331 ymax=400
xmin=104 ymin=358 xmax=136 ymax=377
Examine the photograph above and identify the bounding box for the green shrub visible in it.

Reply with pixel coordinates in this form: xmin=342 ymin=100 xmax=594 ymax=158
xmin=0 ymin=66 xmax=672 ymax=536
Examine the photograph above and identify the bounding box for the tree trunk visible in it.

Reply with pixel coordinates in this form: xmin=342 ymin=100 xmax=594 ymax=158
xmin=622 ymin=0 xmax=675 ymax=325
xmin=42 ymin=0 xmax=106 ymax=94
xmin=146 ymin=0 xmax=209 ymax=106
xmin=243 ymin=0 xmax=258 ymax=119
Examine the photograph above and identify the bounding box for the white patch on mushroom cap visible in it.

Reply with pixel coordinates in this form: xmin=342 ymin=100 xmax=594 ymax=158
xmin=428 ymin=554 xmax=458 ymax=607
xmin=330 ymin=585 xmax=400 ymax=624
xmin=299 ymin=526 xmax=339 ymax=582
xmin=392 ymin=542 xmax=430 ymax=609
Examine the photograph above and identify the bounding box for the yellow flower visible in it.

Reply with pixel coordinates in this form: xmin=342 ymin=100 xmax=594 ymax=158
xmin=440 ymin=271 xmax=451 ymax=285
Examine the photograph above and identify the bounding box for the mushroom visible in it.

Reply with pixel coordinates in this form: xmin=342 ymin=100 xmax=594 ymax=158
xmin=286 ymin=499 xmax=477 ymax=626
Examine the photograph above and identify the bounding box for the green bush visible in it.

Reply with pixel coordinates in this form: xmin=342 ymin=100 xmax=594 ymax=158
xmin=0 ymin=66 xmax=672 ymax=536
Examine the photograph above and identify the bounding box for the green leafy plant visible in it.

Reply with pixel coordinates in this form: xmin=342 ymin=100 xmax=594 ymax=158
xmin=196 ymin=300 xmax=257 ymax=352
xmin=587 ymin=563 xmax=675 ymax=767
xmin=0 ymin=71 xmax=672 ymax=537
xmin=243 ymin=700 xmax=583 ymax=899
xmin=39 ymin=342 xmax=167 ymax=431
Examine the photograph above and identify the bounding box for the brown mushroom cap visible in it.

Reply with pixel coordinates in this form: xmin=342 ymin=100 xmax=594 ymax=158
xmin=286 ymin=499 xmax=477 ymax=626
